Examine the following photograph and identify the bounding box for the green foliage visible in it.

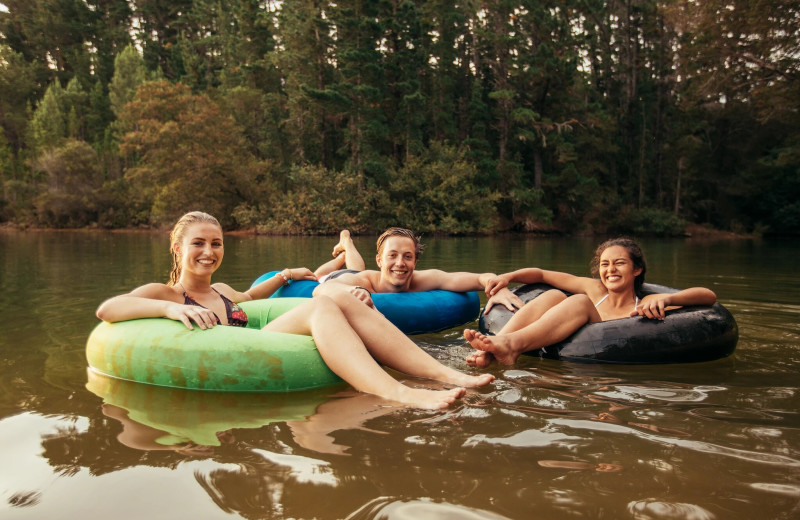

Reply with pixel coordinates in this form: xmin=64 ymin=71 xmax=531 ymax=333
xmin=0 ymin=0 xmax=795 ymax=234
xmin=740 ymin=135 xmax=800 ymax=235
xmin=384 ymin=144 xmax=500 ymax=234
xmin=217 ymin=87 xmax=288 ymax=162
xmin=109 ymin=45 xmax=148 ymax=117
xmin=276 ymin=0 xmax=338 ymax=166
xmin=93 ymin=178 xmax=141 ymax=228
xmin=2 ymin=178 xmax=38 ymax=223
xmin=118 ymin=81 xmax=262 ymax=226
xmin=540 ymin=160 xmax=601 ymax=232
xmin=0 ymin=133 xmax=11 ymax=179
xmin=63 ymin=78 xmax=89 ymax=140
xmin=607 ymin=207 xmax=687 ymax=237
xmin=31 ymin=139 xmax=104 ymax=227
xmin=260 ymin=164 xmax=373 ymax=234
xmin=508 ymin=188 xmax=553 ymax=231
xmin=0 ymin=132 xmax=19 ymax=221
xmin=29 ymin=81 xmax=68 ymax=151
xmin=0 ymin=45 xmax=38 ymax=153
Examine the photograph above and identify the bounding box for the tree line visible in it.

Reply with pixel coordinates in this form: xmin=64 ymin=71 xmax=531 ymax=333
xmin=1 ymin=0 xmax=797 ymax=235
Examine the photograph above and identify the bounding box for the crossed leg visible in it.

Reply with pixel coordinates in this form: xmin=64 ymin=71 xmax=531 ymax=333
xmin=467 ymin=290 xmax=566 ymax=367
xmin=465 ymin=293 xmax=601 ymax=367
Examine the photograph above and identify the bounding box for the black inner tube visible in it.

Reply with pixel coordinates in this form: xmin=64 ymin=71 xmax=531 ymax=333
xmin=478 ymin=283 xmax=738 ymax=364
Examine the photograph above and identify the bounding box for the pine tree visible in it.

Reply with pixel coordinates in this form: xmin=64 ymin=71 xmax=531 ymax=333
xmin=30 ymin=81 xmax=68 ymax=151
xmin=109 ymin=45 xmax=148 ymax=117
xmin=326 ymin=0 xmax=390 ymax=182
xmin=276 ymin=0 xmax=337 ymax=166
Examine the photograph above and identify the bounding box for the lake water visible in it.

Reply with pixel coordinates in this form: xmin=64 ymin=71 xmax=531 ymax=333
xmin=1 ymin=230 xmax=799 ymax=519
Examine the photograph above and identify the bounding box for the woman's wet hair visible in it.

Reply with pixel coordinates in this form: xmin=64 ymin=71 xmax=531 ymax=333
xmin=376 ymin=227 xmax=425 ymax=259
xmin=590 ymin=237 xmax=647 ymax=295
xmin=168 ymin=211 xmax=221 ymax=285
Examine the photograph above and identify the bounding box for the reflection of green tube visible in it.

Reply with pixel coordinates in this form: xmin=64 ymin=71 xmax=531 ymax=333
xmin=86 ymin=298 xmax=342 ymax=392
xmin=87 ymin=370 xmax=336 ymax=446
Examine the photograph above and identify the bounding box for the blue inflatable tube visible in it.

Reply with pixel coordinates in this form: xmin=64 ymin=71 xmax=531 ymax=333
xmin=252 ymin=271 xmax=480 ymax=335
xmin=479 ymin=283 xmax=738 ymax=364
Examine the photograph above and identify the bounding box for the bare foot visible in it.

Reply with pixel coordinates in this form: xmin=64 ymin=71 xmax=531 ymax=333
xmin=332 ymin=230 xmax=352 ymax=257
xmin=463 ymin=329 xmax=522 ymax=365
xmin=416 ymin=363 xmax=495 ymax=387
xmin=390 ymin=385 xmax=467 ymax=410
xmin=466 ymin=350 xmax=495 ymax=368
xmin=438 ymin=369 xmax=495 ymax=387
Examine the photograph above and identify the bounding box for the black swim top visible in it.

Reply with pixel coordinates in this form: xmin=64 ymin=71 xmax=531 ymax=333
xmin=320 ymin=268 xmax=361 ymax=283
xmin=183 ymin=289 xmax=249 ymax=327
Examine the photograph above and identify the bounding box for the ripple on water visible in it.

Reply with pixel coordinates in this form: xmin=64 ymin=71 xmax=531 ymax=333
xmin=748 ymin=482 xmax=800 ymax=497
xmin=462 ymin=429 xmax=582 ymax=449
xmin=592 ymin=383 xmax=724 ymax=405
xmin=346 ymin=497 xmax=513 ymax=520
xmin=687 ymin=406 xmax=797 ymax=427
xmin=627 ymin=499 xmax=715 ymax=520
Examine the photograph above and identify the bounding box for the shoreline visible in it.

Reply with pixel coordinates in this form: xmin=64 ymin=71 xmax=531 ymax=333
xmin=0 ymin=222 xmax=760 ymax=240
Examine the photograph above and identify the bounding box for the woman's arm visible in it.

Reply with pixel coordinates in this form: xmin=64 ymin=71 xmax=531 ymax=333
xmin=96 ymin=283 xmax=219 ymax=329
xmin=633 ymin=287 xmax=717 ymax=320
xmin=229 ymin=268 xmax=318 ymax=302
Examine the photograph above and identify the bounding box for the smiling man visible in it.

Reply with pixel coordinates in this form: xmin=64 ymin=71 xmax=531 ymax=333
xmin=313 ymin=227 xmax=522 ymax=311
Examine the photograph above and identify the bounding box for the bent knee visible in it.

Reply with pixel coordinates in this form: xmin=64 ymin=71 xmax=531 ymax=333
xmin=541 ymin=289 xmax=568 ymax=304
xmin=310 ymin=294 xmax=344 ymax=315
xmin=565 ymin=294 xmax=595 ymax=312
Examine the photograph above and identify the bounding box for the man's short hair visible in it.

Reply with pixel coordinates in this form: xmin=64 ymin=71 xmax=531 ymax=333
xmin=376 ymin=227 xmax=424 ymax=258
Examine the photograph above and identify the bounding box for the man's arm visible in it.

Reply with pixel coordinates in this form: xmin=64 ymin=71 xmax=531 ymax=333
xmin=410 ymin=270 xmax=526 ymax=311
xmin=410 ymin=269 xmax=494 ymax=292
xmin=485 ymin=268 xmax=599 ymax=297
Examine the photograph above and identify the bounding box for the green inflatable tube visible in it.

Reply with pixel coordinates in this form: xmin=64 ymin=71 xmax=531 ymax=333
xmin=86 ymin=298 xmax=343 ymax=392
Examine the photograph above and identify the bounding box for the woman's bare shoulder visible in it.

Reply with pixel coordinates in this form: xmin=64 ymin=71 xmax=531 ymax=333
xmin=129 ymin=282 xmax=179 ymax=299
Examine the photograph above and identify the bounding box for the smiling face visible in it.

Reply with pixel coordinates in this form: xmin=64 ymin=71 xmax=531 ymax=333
xmin=173 ymin=222 xmax=224 ymax=280
xmin=376 ymin=236 xmax=418 ymax=288
xmin=598 ymin=245 xmax=642 ymax=292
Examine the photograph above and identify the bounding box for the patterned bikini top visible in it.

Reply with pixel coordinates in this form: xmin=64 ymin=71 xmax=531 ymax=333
xmin=183 ymin=289 xmax=248 ymax=327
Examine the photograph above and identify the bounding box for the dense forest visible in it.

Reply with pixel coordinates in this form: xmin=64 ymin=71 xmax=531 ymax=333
xmin=0 ymin=0 xmax=797 ymax=235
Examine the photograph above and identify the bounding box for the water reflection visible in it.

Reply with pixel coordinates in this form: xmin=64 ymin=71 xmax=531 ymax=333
xmin=21 ymin=359 xmax=799 ymax=519
xmin=195 ymin=449 xmax=342 ymax=517
xmin=81 ymin=372 xmax=438 ymax=517
xmin=85 ymin=370 xmax=409 ymax=457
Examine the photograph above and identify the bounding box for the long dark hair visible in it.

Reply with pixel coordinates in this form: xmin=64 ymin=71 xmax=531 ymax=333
xmin=590 ymin=237 xmax=647 ymax=295
xmin=168 ymin=211 xmax=221 ymax=286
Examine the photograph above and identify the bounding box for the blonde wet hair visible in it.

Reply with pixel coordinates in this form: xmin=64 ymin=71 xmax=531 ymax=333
xmin=168 ymin=211 xmax=222 ymax=286
xmin=376 ymin=227 xmax=424 ymax=259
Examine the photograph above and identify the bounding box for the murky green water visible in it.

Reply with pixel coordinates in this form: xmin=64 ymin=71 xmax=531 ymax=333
xmin=1 ymin=230 xmax=798 ymax=519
